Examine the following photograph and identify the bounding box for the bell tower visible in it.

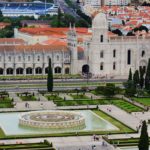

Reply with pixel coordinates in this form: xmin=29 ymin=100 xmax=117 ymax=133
xmin=67 ymin=24 xmax=78 ymax=74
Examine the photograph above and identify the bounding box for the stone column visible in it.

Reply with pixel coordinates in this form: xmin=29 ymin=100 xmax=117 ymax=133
xmin=42 ymin=63 xmax=45 ymax=75
xmin=14 ymin=64 xmax=16 ymax=76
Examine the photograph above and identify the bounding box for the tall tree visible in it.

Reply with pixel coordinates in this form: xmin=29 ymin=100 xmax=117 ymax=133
xmin=47 ymin=58 xmax=53 ymax=92
xmin=139 ymin=67 xmax=145 ymax=89
xmin=133 ymin=70 xmax=140 ymax=87
xmin=145 ymin=58 xmax=150 ymax=90
xmin=57 ymin=8 xmax=62 ymax=27
xmin=138 ymin=121 xmax=149 ymax=150
xmin=128 ymin=68 xmax=132 ymax=81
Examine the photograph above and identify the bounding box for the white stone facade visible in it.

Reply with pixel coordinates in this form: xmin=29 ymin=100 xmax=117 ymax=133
xmin=80 ymin=13 xmax=150 ymax=79
xmin=1 ymin=13 xmax=150 ymax=79
xmin=0 ymin=44 xmax=70 ymax=76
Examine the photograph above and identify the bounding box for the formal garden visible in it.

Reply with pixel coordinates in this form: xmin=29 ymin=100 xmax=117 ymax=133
xmin=17 ymin=92 xmax=37 ymax=101
xmin=0 ymin=91 xmax=13 ymax=108
xmin=0 ymin=140 xmax=55 ymax=150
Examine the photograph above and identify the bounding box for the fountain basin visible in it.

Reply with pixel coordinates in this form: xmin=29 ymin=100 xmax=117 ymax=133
xmin=19 ymin=111 xmax=85 ymax=129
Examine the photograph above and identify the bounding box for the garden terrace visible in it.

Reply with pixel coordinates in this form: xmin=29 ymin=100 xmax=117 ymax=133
xmin=0 ymin=91 xmax=13 ymax=108
xmin=70 ymin=93 xmax=90 ymax=100
xmin=107 ymin=138 xmax=150 ymax=147
xmin=133 ymin=97 xmax=150 ymax=106
xmin=17 ymin=92 xmax=37 ymax=101
xmin=46 ymin=94 xmax=63 ymax=101
xmin=0 ymin=141 xmax=55 ymax=150
xmin=54 ymin=98 xmax=143 ymax=113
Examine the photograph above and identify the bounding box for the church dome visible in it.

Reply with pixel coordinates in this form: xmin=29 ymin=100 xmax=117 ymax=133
xmin=92 ymin=13 xmax=107 ymax=28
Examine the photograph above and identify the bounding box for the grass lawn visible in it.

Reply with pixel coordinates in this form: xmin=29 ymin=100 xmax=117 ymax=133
xmin=46 ymin=94 xmax=63 ymax=101
xmin=111 ymin=100 xmax=143 ymax=113
xmin=19 ymin=95 xmax=37 ymax=101
xmin=70 ymin=94 xmax=90 ymax=100
xmin=0 ymin=97 xmax=13 ymax=108
xmin=55 ymin=99 xmax=109 ymax=106
xmin=0 ymin=142 xmax=55 ymax=150
xmin=55 ymin=99 xmax=143 ymax=113
xmin=93 ymin=110 xmax=134 ymax=133
xmin=108 ymin=138 xmax=150 ymax=147
xmin=133 ymin=97 xmax=150 ymax=106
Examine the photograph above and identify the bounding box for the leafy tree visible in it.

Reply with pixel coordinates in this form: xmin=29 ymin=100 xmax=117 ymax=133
xmin=57 ymin=8 xmax=62 ymax=27
xmin=139 ymin=67 xmax=145 ymax=89
xmin=138 ymin=120 xmax=149 ymax=150
xmin=145 ymin=58 xmax=150 ymax=90
xmin=139 ymin=25 xmax=148 ymax=33
xmin=47 ymin=58 xmax=53 ymax=92
xmin=76 ymin=19 xmax=89 ymax=27
xmin=124 ymin=80 xmax=136 ymax=97
xmin=128 ymin=68 xmax=132 ymax=81
xmin=133 ymin=70 xmax=140 ymax=87
xmin=127 ymin=31 xmax=135 ymax=36
xmin=112 ymin=29 xmax=122 ymax=36
xmin=103 ymin=83 xmax=116 ymax=98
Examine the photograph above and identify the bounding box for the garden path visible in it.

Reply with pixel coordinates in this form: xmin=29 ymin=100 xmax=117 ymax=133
xmin=117 ymin=95 xmax=146 ymax=110
xmin=0 ymin=136 xmax=115 ymax=150
xmin=59 ymin=93 xmax=73 ymax=100
xmin=98 ymin=105 xmax=141 ymax=131
xmin=8 ymin=92 xmax=22 ymax=102
xmin=85 ymin=92 xmax=104 ymax=99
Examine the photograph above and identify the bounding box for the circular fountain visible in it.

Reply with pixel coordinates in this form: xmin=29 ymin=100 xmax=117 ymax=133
xmin=19 ymin=111 xmax=85 ymax=129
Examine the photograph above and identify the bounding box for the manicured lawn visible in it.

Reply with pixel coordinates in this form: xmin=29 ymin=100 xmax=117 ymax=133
xmin=0 ymin=142 xmax=55 ymax=150
xmin=133 ymin=97 xmax=150 ymax=106
xmin=93 ymin=110 xmax=134 ymax=133
xmin=70 ymin=94 xmax=90 ymax=100
xmin=55 ymin=99 xmax=109 ymax=106
xmin=20 ymin=95 xmax=37 ymax=101
xmin=0 ymin=97 xmax=13 ymax=108
xmin=46 ymin=94 xmax=63 ymax=101
xmin=108 ymin=138 xmax=150 ymax=147
xmin=111 ymin=100 xmax=143 ymax=113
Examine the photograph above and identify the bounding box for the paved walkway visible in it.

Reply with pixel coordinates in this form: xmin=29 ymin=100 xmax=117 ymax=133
xmin=15 ymin=101 xmax=56 ymax=110
xmin=8 ymin=92 xmax=22 ymax=102
xmin=34 ymin=91 xmax=48 ymax=101
xmin=85 ymin=93 xmax=104 ymax=100
xmin=99 ymin=105 xmax=141 ymax=131
xmin=0 ymin=136 xmax=115 ymax=150
xmin=59 ymin=93 xmax=73 ymax=100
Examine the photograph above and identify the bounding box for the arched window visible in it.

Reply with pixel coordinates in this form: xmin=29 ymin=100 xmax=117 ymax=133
xmin=18 ymin=56 xmax=21 ymax=62
xmin=16 ymin=68 xmax=23 ymax=75
xmin=65 ymin=68 xmax=70 ymax=74
xmin=26 ymin=67 xmax=32 ymax=74
xmin=127 ymin=49 xmax=131 ymax=65
xmin=0 ymin=68 xmax=3 ymax=75
xmin=56 ymin=55 xmax=59 ymax=61
xmin=100 ymin=62 xmax=104 ymax=70
xmin=8 ymin=56 xmax=11 ymax=62
xmin=100 ymin=35 xmax=103 ymax=42
xmin=45 ymin=67 xmax=49 ymax=74
xmin=141 ymin=50 xmax=145 ymax=57
xmin=35 ymin=67 xmax=42 ymax=74
xmin=55 ymin=67 xmax=61 ymax=74
xmin=7 ymin=68 xmax=13 ymax=75
xmin=113 ymin=49 xmax=116 ymax=58
xmin=28 ymin=56 xmax=31 ymax=61
xmin=113 ymin=62 xmax=116 ymax=70
xmin=37 ymin=56 xmax=40 ymax=61
xmin=100 ymin=51 xmax=104 ymax=58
